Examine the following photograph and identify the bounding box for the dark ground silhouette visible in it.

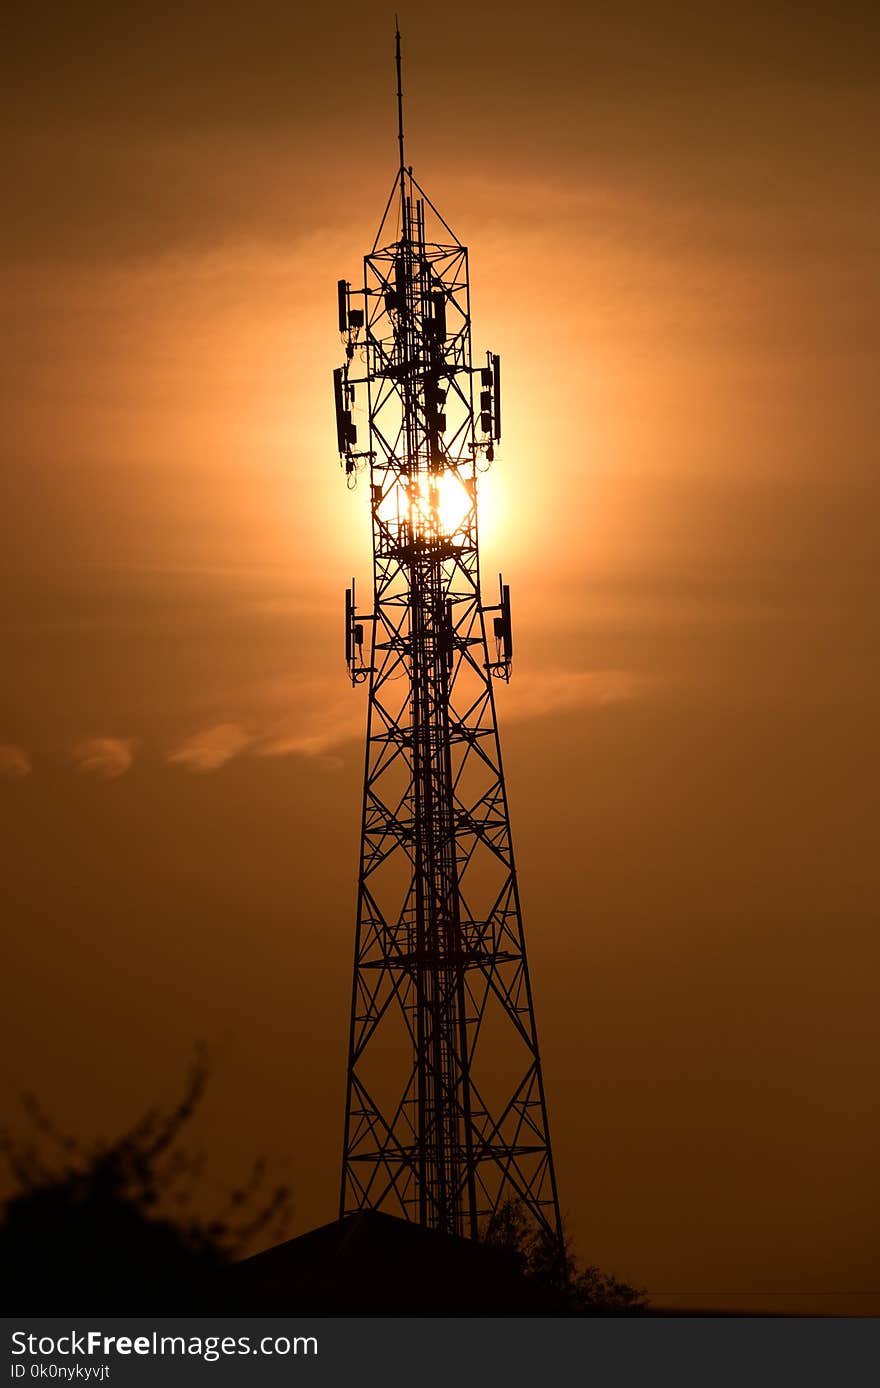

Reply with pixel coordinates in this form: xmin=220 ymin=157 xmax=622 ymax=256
xmin=0 ymin=1054 xmax=289 ymax=1312
xmin=0 ymin=1061 xmax=645 ymax=1315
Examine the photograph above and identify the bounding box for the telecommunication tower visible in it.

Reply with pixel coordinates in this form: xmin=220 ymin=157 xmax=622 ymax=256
xmin=334 ymin=30 xmax=562 ymax=1244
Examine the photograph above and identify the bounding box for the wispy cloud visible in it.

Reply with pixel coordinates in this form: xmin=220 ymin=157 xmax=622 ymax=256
xmin=0 ymin=743 xmax=31 ymax=779
xmin=72 ymin=737 xmax=135 ymax=779
xmin=256 ymin=700 xmax=361 ymax=763
xmin=218 ymin=672 xmax=362 ymax=764
xmin=504 ymin=668 xmax=653 ymax=723
xmin=157 ymin=668 xmax=650 ymax=780
xmin=167 ymin=723 xmax=253 ymax=773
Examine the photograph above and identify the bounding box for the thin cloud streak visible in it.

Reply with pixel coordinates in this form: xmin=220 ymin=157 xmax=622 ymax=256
xmin=167 ymin=722 xmax=254 ymax=773
xmin=255 ymin=699 xmax=362 ymax=762
xmin=0 ymin=743 xmax=31 ymax=779
xmin=225 ymin=666 xmax=654 ymax=764
xmin=503 ymin=668 xmax=654 ymax=724
xmin=71 ymin=737 xmax=135 ymax=779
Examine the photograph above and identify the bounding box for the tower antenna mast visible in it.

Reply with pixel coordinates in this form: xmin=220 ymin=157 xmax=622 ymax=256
xmin=332 ymin=35 xmax=563 ymax=1250
xmin=395 ymin=18 xmax=405 ymax=182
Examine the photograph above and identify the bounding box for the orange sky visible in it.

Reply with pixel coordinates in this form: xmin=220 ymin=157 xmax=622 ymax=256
xmin=2 ymin=2 xmax=879 ymax=1312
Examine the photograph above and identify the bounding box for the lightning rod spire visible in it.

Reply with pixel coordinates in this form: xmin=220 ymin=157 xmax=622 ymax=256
xmin=395 ymin=20 xmax=405 ymax=182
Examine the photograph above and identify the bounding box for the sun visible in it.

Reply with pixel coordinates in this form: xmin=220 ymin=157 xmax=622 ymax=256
xmin=375 ymin=469 xmax=476 ymax=542
xmin=410 ymin=470 xmax=473 ymax=539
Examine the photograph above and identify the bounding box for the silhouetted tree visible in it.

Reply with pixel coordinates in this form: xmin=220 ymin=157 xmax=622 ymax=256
xmin=482 ymin=1198 xmax=648 ymax=1314
xmin=0 ymin=1051 xmax=291 ymax=1312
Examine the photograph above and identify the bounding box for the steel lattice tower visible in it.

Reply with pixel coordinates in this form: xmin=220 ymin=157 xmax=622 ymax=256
xmin=334 ymin=32 xmax=562 ymax=1244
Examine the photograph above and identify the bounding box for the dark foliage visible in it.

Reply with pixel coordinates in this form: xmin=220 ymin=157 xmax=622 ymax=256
xmin=0 ymin=1052 xmax=291 ymax=1312
xmin=482 ymin=1198 xmax=648 ymax=1314
xmin=1 ymin=1056 xmax=645 ymax=1315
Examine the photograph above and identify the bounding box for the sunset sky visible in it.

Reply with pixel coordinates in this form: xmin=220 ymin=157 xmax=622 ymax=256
xmin=2 ymin=2 xmax=878 ymax=1312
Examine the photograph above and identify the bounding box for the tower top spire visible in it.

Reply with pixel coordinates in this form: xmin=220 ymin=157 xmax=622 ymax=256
xmin=395 ymin=19 xmax=405 ymax=181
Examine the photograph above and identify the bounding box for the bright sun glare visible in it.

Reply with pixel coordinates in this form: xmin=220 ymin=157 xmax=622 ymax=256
xmin=412 ymin=472 xmax=473 ymax=538
xmin=378 ymin=470 xmax=475 ymax=541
